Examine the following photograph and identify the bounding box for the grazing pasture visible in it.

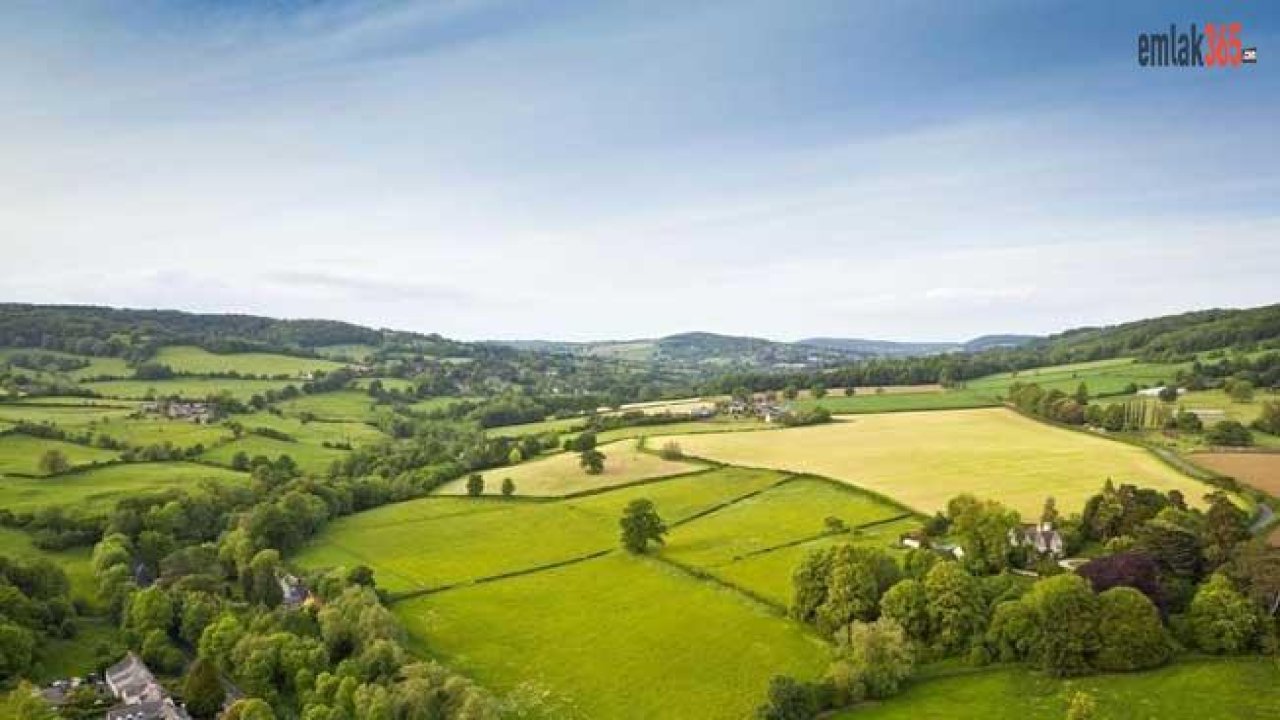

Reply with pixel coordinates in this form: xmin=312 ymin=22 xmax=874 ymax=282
xmin=395 ymin=553 xmax=828 ymax=720
xmin=202 ymin=435 xmax=348 ymax=474
xmin=796 ymin=388 xmax=997 ymax=414
xmin=0 ymin=349 xmax=132 ymax=380
xmin=296 ymin=467 xmax=788 ymax=594
xmin=0 ymin=403 xmax=135 ymax=427
xmin=835 ymin=658 xmax=1280 ymax=720
xmin=0 ymin=461 xmax=247 ymax=513
xmin=664 ymin=408 xmax=1215 ymax=516
xmin=435 ymin=439 xmax=701 ymax=496
xmin=351 ymin=377 xmax=416 ymax=392
xmin=0 ymin=526 xmax=96 ymax=602
xmin=85 ymin=377 xmax=298 ymax=401
xmin=0 ymin=435 xmax=119 ymax=475
xmin=277 ymin=390 xmax=390 ymax=422
xmin=1190 ymin=453 xmax=1280 ymax=496
xmin=152 ymin=345 xmax=347 ymax=376
xmin=238 ymin=412 xmax=386 ymax=447
xmin=965 ymin=357 xmax=1188 ymax=398
xmin=713 ymin=517 xmax=919 ymax=607
xmin=315 ymin=343 xmax=378 ymax=361
xmin=404 ymin=396 xmax=480 ymax=414
xmin=483 ymin=415 xmax=586 ymax=438
xmin=88 ymin=416 xmax=233 ymax=449
xmin=663 ymin=478 xmax=908 ymax=568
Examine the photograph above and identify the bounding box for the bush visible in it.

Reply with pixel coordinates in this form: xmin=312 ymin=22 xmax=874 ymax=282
xmin=1187 ymin=574 xmax=1259 ymax=654
xmin=1205 ymin=420 xmax=1253 ymax=447
xmin=1094 ymin=587 xmax=1171 ymax=671
xmin=658 ymin=441 xmax=684 ymax=460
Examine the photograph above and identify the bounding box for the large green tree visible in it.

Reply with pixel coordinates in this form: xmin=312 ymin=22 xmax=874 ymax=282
xmin=1187 ymin=574 xmax=1259 ymax=654
xmin=1094 ymin=587 xmax=1170 ymax=671
xmin=619 ymin=499 xmax=666 ymax=553
xmin=922 ymin=562 xmax=985 ymax=655
xmin=183 ymin=657 xmax=227 ymax=719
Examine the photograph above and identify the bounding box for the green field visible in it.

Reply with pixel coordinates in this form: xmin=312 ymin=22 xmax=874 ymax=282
xmin=0 ymin=403 xmax=136 ymax=427
xmin=965 ymin=357 xmax=1188 ymax=398
xmin=660 ymin=478 xmax=913 ymax=604
xmin=277 ymin=390 xmax=391 ymax=422
xmin=238 ymin=411 xmax=386 ymax=446
xmin=296 ymin=467 xmax=787 ymax=594
xmin=315 ymin=343 xmax=378 ymax=361
xmin=394 ymin=553 xmax=829 ymax=720
xmin=89 ymin=416 xmax=233 ymax=449
xmin=713 ymin=517 xmax=919 ymax=607
xmin=202 ymin=435 xmax=348 ymax=474
xmin=435 ymin=439 xmax=702 ymax=496
xmin=836 ymin=658 xmax=1280 ymax=719
xmin=0 ymin=526 xmax=97 ymax=602
xmin=0 ymin=461 xmax=248 ymax=513
xmin=405 ymin=396 xmax=480 ymax=414
xmin=797 ymin=389 xmax=998 ymax=414
xmin=665 ymin=409 xmax=1218 ymax=517
xmin=483 ymin=415 xmax=588 ymax=438
xmin=84 ymin=377 xmax=298 ymax=401
xmin=152 ymin=345 xmax=348 ymax=376
xmin=0 ymin=434 xmax=119 ymax=475
xmin=0 ymin=349 xmax=132 ymax=381
xmin=351 ymin=377 xmax=416 ymax=392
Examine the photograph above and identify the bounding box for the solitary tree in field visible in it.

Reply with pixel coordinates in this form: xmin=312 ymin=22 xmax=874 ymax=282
xmin=658 ymin=441 xmax=683 ymax=460
xmin=501 ymin=478 xmax=515 ymax=497
xmin=466 ymin=474 xmax=484 ymax=497
xmin=619 ymin=499 xmax=666 ymax=553
xmin=38 ymin=449 xmax=70 ymax=475
xmin=1227 ymin=379 xmax=1255 ymax=403
xmin=810 ymin=382 xmax=827 ymax=399
xmin=580 ymin=448 xmax=606 ymax=475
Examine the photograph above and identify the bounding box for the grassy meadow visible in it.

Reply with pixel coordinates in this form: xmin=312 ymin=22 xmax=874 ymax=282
xmin=395 ymin=553 xmax=829 ymax=720
xmin=84 ymin=377 xmax=298 ymax=401
xmin=88 ymin=416 xmax=233 ymax=449
xmin=0 ymin=403 xmax=136 ymax=427
xmin=796 ymin=388 xmax=998 ymax=414
xmin=152 ymin=345 xmax=347 ymax=376
xmin=296 ymin=467 xmax=788 ymax=594
xmin=435 ymin=439 xmax=702 ymax=496
xmin=964 ymin=357 xmax=1187 ymax=398
xmin=664 ymin=408 xmax=1217 ymax=517
xmin=0 ymin=461 xmax=247 ymax=513
xmin=835 ymin=658 xmax=1280 ymax=720
xmin=201 ymin=435 xmax=349 ymax=474
xmin=238 ymin=411 xmax=386 ymax=446
xmin=277 ymin=390 xmax=390 ymax=422
xmin=0 ymin=434 xmax=119 ymax=475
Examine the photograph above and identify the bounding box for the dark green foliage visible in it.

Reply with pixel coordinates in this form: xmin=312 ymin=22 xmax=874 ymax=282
xmin=1205 ymin=420 xmax=1253 ymax=446
xmin=755 ymin=675 xmax=816 ymax=720
xmin=791 ymin=545 xmax=900 ymax=637
xmin=465 ymin=473 xmax=484 ymax=496
xmin=501 ymin=477 xmax=515 ymax=496
xmin=579 ymin=447 xmax=606 ymax=475
xmin=619 ymin=499 xmax=666 ymax=554
xmin=183 ymin=657 xmax=226 ymax=718
xmin=1188 ymin=574 xmax=1260 ymax=654
xmin=1094 ymin=587 xmax=1171 ymax=671
xmin=946 ymin=494 xmax=1020 ymax=574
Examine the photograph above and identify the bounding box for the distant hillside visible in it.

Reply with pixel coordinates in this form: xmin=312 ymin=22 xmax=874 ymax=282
xmin=796 ymin=338 xmax=960 ymax=356
xmin=490 ymin=332 xmax=873 ymax=370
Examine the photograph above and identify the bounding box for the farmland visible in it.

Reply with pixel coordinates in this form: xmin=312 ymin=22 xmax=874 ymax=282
xmin=152 ymin=345 xmax=348 ymax=376
xmin=237 ymin=411 xmax=386 ymax=446
xmin=296 ymin=467 xmax=788 ymax=592
xmin=277 ymin=390 xmax=390 ymax=422
xmin=796 ymin=388 xmax=997 ymax=414
xmin=1191 ymin=452 xmax=1280 ymax=496
xmin=0 ymin=402 xmax=136 ymax=426
xmin=84 ymin=377 xmax=298 ymax=401
xmin=88 ymin=416 xmax=233 ymax=449
xmin=964 ymin=357 xmax=1188 ymax=398
xmin=836 ymin=658 xmax=1280 ymax=720
xmin=434 ymin=439 xmax=702 ymax=496
xmin=0 ymin=434 xmax=119 ymax=475
xmin=201 ymin=435 xmax=348 ymax=474
xmin=0 ymin=461 xmax=247 ymax=513
xmin=395 ymin=553 xmax=829 ymax=720
xmin=664 ymin=408 xmax=1216 ymax=517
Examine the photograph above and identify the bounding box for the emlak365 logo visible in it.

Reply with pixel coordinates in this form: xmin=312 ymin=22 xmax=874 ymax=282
xmin=1137 ymin=23 xmax=1257 ymax=67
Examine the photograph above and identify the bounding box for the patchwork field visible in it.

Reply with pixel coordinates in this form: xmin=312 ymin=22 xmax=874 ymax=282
xmin=394 ymin=553 xmax=829 ymax=720
xmin=1191 ymin=453 xmax=1280 ymax=496
xmin=201 ymin=435 xmax=348 ymax=474
xmin=0 ymin=435 xmax=119 ymax=476
xmin=664 ymin=408 xmax=1216 ymax=516
xmin=661 ymin=477 xmax=915 ymax=605
xmin=238 ymin=412 xmax=386 ymax=446
xmin=89 ymin=416 xmax=233 ymax=449
xmin=836 ymin=658 xmax=1280 ymax=720
xmin=0 ymin=461 xmax=248 ymax=513
xmin=296 ymin=467 xmax=787 ymax=594
xmin=796 ymin=388 xmax=997 ymax=414
xmin=84 ymin=378 xmax=298 ymax=401
xmin=277 ymin=390 xmax=390 ymax=422
xmin=435 ymin=439 xmax=702 ymax=496
xmin=965 ymin=357 xmax=1187 ymax=398
xmin=0 ymin=402 xmax=136 ymax=427
xmin=152 ymin=345 xmax=347 ymax=376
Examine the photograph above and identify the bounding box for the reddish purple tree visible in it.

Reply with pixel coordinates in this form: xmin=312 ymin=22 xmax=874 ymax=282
xmin=1077 ymin=551 xmax=1166 ymax=612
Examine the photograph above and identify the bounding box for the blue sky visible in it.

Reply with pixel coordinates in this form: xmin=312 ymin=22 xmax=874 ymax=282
xmin=1 ymin=1 xmax=1276 ymax=341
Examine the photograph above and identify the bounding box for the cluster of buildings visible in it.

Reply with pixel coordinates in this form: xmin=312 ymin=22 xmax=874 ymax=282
xmin=723 ymin=398 xmax=792 ymax=423
xmin=138 ymin=401 xmax=215 ymax=424
xmin=901 ymin=522 xmax=1068 ymax=565
xmin=103 ymin=653 xmax=192 ymax=720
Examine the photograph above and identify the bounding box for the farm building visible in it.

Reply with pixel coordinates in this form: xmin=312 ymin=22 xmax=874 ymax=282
xmin=1137 ymin=386 xmax=1185 ymax=398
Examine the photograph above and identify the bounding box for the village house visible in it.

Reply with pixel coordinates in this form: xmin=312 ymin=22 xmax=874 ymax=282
xmin=103 ymin=653 xmax=191 ymax=720
xmin=139 ymin=401 xmax=215 ymax=424
xmin=278 ymin=572 xmax=311 ymax=608
xmin=1008 ymin=522 xmax=1065 ymax=558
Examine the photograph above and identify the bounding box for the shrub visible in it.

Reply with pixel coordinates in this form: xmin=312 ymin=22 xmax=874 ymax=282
xmin=1205 ymin=420 xmax=1253 ymax=446
xmin=658 ymin=441 xmax=684 ymax=460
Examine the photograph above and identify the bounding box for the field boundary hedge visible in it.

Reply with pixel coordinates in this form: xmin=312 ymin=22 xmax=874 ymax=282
xmin=387 ymin=548 xmax=614 ymax=603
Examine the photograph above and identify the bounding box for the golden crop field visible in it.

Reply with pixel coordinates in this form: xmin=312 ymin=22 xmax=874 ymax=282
xmin=665 ymin=408 xmax=1217 ymax=517
xmin=434 ymin=439 xmax=702 ymax=496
